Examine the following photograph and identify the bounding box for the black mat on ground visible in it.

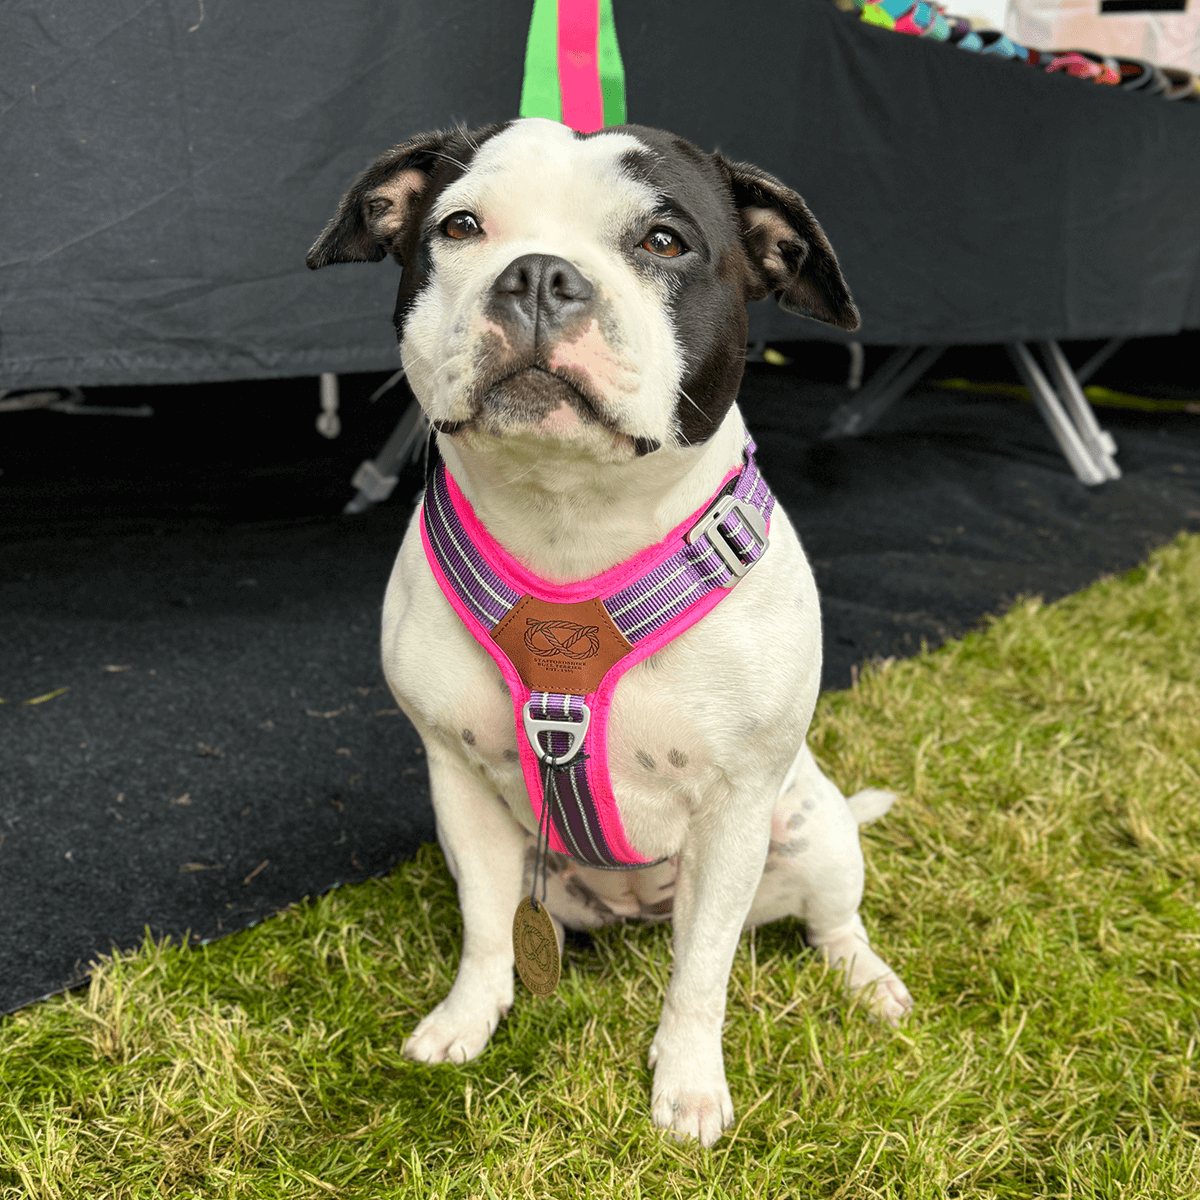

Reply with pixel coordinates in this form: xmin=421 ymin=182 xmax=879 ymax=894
xmin=3 ymin=340 xmax=1199 ymax=1015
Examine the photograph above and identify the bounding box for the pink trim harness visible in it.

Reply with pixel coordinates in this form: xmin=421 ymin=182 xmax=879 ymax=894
xmin=420 ymin=435 xmax=775 ymax=868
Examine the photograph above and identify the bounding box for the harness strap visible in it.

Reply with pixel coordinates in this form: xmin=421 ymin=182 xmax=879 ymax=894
xmin=421 ymin=434 xmax=775 ymax=867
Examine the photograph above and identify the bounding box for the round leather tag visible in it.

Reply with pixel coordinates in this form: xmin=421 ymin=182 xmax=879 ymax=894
xmin=513 ymin=896 xmax=560 ymax=996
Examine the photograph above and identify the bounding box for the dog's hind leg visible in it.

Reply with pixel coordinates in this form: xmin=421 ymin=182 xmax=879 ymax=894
xmin=403 ymin=745 xmax=528 ymax=1065
xmin=745 ymin=743 xmax=913 ymax=1025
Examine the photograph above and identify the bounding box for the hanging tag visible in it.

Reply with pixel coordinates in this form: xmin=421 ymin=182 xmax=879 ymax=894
xmin=513 ymin=896 xmax=560 ymax=996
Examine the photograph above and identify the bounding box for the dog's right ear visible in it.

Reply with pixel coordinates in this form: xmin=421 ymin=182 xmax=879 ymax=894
xmin=306 ymin=130 xmax=464 ymax=270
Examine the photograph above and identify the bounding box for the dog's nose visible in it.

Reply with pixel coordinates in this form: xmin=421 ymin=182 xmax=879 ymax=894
xmin=490 ymin=254 xmax=593 ymax=336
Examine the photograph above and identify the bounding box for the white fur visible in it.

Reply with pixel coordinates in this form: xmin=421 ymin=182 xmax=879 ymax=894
xmin=381 ymin=119 xmax=912 ymax=1147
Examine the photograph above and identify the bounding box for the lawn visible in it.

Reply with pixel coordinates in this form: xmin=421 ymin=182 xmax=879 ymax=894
xmin=3 ymin=533 xmax=1199 ymax=1199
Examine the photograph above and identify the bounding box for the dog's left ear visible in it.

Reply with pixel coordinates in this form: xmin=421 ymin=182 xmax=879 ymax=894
xmin=716 ymin=156 xmax=860 ymax=332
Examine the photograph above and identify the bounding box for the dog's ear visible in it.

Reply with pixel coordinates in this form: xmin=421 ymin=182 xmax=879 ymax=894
xmin=306 ymin=130 xmax=466 ymax=270
xmin=716 ymin=155 xmax=860 ymax=332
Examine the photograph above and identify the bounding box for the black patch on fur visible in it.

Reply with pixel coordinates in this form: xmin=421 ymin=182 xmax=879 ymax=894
xmin=611 ymin=126 xmax=754 ymax=446
xmin=612 ymin=125 xmax=858 ymax=442
xmin=768 ymin=838 xmax=806 ymax=858
xmin=566 ymin=876 xmax=615 ymax=916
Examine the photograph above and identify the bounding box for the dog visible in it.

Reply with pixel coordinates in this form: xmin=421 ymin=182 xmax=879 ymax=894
xmin=307 ymin=117 xmax=912 ymax=1146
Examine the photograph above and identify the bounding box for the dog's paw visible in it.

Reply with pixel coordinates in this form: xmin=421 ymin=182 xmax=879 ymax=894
xmin=649 ymin=1076 xmax=734 ymax=1147
xmin=403 ymin=994 xmax=507 ymax=1065
xmin=647 ymin=1032 xmax=733 ymax=1147
xmin=812 ymin=917 xmax=914 ymax=1028
xmin=854 ymin=968 xmax=914 ymax=1027
xmin=834 ymin=943 xmax=914 ymax=1027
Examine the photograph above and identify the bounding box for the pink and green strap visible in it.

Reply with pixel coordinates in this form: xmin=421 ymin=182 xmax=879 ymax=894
xmin=520 ymin=0 xmax=627 ymax=133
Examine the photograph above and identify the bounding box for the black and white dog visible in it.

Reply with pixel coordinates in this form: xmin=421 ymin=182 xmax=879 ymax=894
xmin=308 ymin=117 xmax=911 ymax=1146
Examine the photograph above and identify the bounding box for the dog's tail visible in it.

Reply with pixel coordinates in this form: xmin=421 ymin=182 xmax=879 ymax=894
xmin=846 ymin=788 xmax=898 ymax=826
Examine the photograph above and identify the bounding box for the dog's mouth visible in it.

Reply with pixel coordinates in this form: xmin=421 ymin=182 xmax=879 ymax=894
xmin=487 ymin=364 xmax=598 ymax=425
xmin=433 ymin=365 xmax=660 ymax=455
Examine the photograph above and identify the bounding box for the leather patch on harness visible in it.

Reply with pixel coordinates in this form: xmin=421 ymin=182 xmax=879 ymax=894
xmin=491 ymin=594 xmax=633 ymax=695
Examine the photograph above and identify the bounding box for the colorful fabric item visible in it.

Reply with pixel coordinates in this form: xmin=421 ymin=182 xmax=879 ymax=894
xmin=894 ymin=1 xmax=952 ymax=40
xmin=858 ymin=0 xmax=905 ymax=29
xmin=420 ymin=438 xmax=775 ymax=868
xmin=944 ymin=14 xmax=975 ymax=42
xmin=860 ymin=0 xmax=948 ymax=36
xmin=956 ymin=30 xmax=1033 ymax=60
xmin=520 ymin=0 xmax=627 ymax=132
xmin=1073 ymin=51 xmax=1122 ymax=84
xmin=846 ymin=0 xmax=1195 ymax=96
xmin=1045 ymin=50 xmax=1108 ymax=80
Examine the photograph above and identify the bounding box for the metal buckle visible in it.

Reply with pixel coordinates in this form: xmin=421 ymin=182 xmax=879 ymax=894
xmin=685 ymin=495 xmax=769 ymax=587
xmin=522 ymin=701 xmax=591 ymax=766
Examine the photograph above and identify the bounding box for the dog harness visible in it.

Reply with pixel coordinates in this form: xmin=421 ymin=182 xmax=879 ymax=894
xmin=420 ymin=434 xmax=775 ymax=868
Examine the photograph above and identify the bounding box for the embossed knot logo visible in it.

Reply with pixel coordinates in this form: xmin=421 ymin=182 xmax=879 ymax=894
xmin=520 ymin=923 xmax=554 ymax=973
xmin=523 ymin=619 xmax=600 ymax=660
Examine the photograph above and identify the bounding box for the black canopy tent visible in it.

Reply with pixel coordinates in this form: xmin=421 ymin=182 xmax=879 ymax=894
xmin=4 ymin=0 xmax=1199 ymax=395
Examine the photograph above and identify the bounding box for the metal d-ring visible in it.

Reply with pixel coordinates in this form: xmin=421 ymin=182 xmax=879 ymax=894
xmin=521 ymin=701 xmax=591 ymax=767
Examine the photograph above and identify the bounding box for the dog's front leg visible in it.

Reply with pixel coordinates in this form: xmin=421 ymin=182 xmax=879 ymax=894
xmin=648 ymin=794 xmax=773 ymax=1146
xmin=403 ymin=746 xmax=527 ymax=1065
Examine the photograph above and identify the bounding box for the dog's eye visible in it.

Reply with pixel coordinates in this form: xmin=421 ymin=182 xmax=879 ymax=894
xmin=641 ymin=228 xmax=687 ymax=258
xmin=442 ymin=212 xmax=483 ymax=240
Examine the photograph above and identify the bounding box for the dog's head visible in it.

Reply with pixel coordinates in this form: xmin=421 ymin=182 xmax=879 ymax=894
xmin=309 ymin=118 xmax=857 ymax=459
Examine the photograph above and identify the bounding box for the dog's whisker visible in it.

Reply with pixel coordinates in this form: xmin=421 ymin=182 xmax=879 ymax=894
xmin=426 ymin=149 xmax=469 ymax=170
xmin=497 ymin=459 xmax=544 ymax=488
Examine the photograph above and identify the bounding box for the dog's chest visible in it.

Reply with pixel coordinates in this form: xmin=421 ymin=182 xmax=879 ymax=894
xmin=383 ymin=489 xmax=819 ymax=861
xmin=393 ymin=606 xmax=713 ymax=851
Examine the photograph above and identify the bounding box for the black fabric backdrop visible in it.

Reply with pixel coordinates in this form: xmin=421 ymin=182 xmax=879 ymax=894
xmin=3 ymin=0 xmax=1200 ymax=391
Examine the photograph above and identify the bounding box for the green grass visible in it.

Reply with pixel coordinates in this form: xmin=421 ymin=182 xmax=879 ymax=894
xmin=4 ymin=533 xmax=1200 ymax=1199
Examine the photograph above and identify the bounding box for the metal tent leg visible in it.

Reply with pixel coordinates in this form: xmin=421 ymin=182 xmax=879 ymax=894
xmin=1035 ymin=341 xmax=1120 ymax=480
xmin=1005 ymin=343 xmax=1118 ymax=485
xmin=846 ymin=340 xmax=865 ymax=390
xmin=343 ymin=397 xmax=429 ymax=515
xmin=316 ymin=373 xmax=341 ymax=438
xmin=823 ymin=344 xmax=945 ymax=438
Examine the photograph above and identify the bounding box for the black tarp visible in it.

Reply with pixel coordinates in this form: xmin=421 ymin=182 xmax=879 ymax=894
xmin=3 ymin=0 xmax=1200 ymax=391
